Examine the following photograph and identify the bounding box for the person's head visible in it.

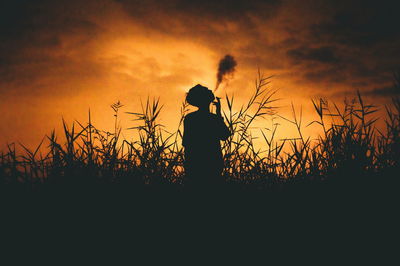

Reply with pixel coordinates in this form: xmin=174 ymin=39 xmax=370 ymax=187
xmin=186 ymin=84 xmax=215 ymax=109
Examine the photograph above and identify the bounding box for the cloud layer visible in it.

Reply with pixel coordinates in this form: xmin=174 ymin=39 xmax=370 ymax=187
xmin=1 ymin=0 xmax=399 ymax=146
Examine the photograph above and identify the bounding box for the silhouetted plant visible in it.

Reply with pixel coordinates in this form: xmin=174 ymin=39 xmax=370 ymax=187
xmin=1 ymin=72 xmax=399 ymax=191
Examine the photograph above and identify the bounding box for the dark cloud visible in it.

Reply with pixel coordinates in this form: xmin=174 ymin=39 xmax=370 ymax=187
xmin=287 ymin=46 xmax=340 ymax=64
xmin=0 ymin=0 xmax=103 ymax=96
xmin=279 ymin=0 xmax=400 ymax=92
xmin=365 ymin=85 xmax=400 ymax=97
xmin=0 ymin=0 xmax=399 ymax=98
xmin=1 ymin=2 xmax=94 ymax=56
xmin=303 ymin=67 xmax=347 ymax=83
xmin=117 ymin=0 xmax=282 ymax=21
xmin=310 ymin=0 xmax=400 ymax=47
xmin=0 ymin=1 xmax=99 ymax=43
xmin=366 ymin=71 xmax=400 ymax=96
xmin=115 ymin=0 xmax=283 ymax=48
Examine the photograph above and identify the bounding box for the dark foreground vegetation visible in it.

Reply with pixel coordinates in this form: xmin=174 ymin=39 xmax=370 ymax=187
xmin=1 ymin=73 xmax=399 ymax=196
xmin=2 ymin=75 xmax=399 ymax=260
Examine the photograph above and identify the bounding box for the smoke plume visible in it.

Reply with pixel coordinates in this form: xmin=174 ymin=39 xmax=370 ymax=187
xmin=215 ymin=54 xmax=237 ymax=91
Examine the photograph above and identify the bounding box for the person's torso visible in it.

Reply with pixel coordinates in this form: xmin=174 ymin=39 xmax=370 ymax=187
xmin=184 ymin=112 xmax=223 ymax=160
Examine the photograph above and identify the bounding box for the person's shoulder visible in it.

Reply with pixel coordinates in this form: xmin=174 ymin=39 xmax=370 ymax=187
xmin=184 ymin=111 xmax=198 ymax=120
xmin=209 ymin=113 xmax=223 ymax=120
xmin=209 ymin=113 xmax=219 ymax=118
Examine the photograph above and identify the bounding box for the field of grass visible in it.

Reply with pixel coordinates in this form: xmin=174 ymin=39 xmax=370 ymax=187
xmin=1 ymin=73 xmax=399 ymax=193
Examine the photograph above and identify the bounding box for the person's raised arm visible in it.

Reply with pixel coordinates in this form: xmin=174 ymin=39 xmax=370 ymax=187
xmin=182 ymin=116 xmax=191 ymax=147
xmin=213 ymin=98 xmax=231 ymax=141
xmin=214 ymin=97 xmax=222 ymax=118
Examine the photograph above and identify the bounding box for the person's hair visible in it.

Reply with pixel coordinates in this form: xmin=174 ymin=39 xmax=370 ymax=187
xmin=186 ymin=84 xmax=215 ymax=107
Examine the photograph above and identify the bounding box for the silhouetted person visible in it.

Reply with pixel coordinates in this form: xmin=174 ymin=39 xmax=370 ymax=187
xmin=183 ymin=84 xmax=231 ymax=189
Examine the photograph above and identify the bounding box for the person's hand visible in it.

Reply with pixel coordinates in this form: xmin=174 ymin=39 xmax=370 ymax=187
xmin=213 ymin=97 xmax=222 ymax=117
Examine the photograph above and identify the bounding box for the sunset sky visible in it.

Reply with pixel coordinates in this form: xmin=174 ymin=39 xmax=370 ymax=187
xmin=1 ymin=0 xmax=399 ymax=149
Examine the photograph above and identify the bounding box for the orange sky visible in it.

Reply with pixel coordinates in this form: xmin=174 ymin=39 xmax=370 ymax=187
xmin=0 ymin=0 xmax=399 ymax=150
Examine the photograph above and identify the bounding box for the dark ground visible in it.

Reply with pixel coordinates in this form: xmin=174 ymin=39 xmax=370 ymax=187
xmin=2 ymin=171 xmax=398 ymax=264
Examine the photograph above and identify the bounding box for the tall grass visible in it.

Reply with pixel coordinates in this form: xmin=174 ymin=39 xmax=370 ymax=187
xmin=1 ymin=73 xmax=399 ymax=191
